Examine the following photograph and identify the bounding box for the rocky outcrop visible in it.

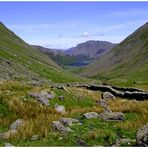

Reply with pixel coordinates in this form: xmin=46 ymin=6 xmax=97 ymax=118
xmin=0 ymin=119 xmax=24 ymax=140
xmin=82 ymin=86 xmax=126 ymax=122
xmin=29 ymin=90 xmax=55 ymax=106
xmin=102 ymin=91 xmax=115 ymax=100
xmin=59 ymin=118 xmax=80 ymax=126
xmin=99 ymin=110 xmax=125 ymax=122
xmin=51 ymin=117 xmax=80 ymax=133
xmin=40 ymin=90 xmax=55 ymax=100
xmin=51 ymin=121 xmax=73 ymax=133
xmin=136 ymin=123 xmax=148 ymax=146
xmin=29 ymin=92 xmax=50 ymax=105
xmin=99 ymin=99 xmax=108 ymax=108
xmin=83 ymin=112 xmax=99 ymax=119
xmin=10 ymin=119 xmax=24 ymax=130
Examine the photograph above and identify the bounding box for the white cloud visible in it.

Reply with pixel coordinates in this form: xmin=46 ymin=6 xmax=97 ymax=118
xmin=73 ymin=19 xmax=147 ymax=40
xmin=82 ymin=32 xmax=89 ymax=37
xmin=7 ymin=19 xmax=147 ymax=49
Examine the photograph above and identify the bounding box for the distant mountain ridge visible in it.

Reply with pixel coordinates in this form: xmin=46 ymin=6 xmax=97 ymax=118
xmin=33 ymin=40 xmax=116 ymax=67
xmin=66 ymin=40 xmax=116 ymax=59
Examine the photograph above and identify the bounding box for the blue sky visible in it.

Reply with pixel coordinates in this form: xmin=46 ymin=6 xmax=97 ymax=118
xmin=0 ymin=2 xmax=148 ymax=49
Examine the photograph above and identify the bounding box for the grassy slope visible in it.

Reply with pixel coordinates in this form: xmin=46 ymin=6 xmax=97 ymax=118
xmin=79 ymin=22 xmax=148 ymax=86
xmin=0 ymin=81 xmax=148 ymax=146
xmin=0 ymin=22 xmax=90 ymax=83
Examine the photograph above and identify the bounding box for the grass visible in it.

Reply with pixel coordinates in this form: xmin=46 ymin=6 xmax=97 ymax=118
xmin=77 ymin=23 xmax=148 ymax=88
xmin=0 ymin=20 xmax=148 ymax=147
xmin=0 ymin=23 xmax=91 ymax=84
xmin=0 ymin=81 xmax=148 ymax=146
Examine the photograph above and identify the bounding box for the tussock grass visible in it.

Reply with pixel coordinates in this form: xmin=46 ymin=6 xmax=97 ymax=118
xmin=0 ymin=81 xmax=148 ymax=146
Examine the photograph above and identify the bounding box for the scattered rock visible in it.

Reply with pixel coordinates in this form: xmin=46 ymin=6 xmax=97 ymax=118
xmin=0 ymin=130 xmax=17 ymax=139
xmin=112 ymin=138 xmax=136 ymax=146
xmin=51 ymin=121 xmax=72 ymax=133
xmin=59 ymin=95 xmax=65 ymax=101
xmin=59 ymin=118 xmax=80 ymax=126
xmin=54 ymin=105 xmax=66 ymax=114
xmin=40 ymin=91 xmax=54 ymax=100
xmin=99 ymin=111 xmax=125 ymax=122
xmin=104 ymin=107 xmax=112 ymax=113
xmin=136 ymin=123 xmax=148 ymax=146
xmin=83 ymin=112 xmax=99 ymax=119
xmin=29 ymin=92 xmax=50 ymax=105
xmin=10 ymin=119 xmax=24 ymax=130
xmin=31 ymin=135 xmax=39 ymax=141
xmin=4 ymin=143 xmax=15 ymax=147
xmin=102 ymin=92 xmax=115 ymax=100
xmin=100 ymin=99 xmax=108 ymax=108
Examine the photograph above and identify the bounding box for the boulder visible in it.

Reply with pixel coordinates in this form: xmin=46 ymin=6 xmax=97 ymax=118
xmin=83 ymin=112 xmax=99 ymax=119
xmin=59 ymin=118 xmax=80 ymax=126
xmin=54 ymin=105 xmax=66 ymax=114
xmin=29 ymin=92 xmax=50 ymax=105
xmin=0 ymin=130 xmax=17 ymax=139
xmin=10 ymin=119 xmax=24 ymax=130
xmin=100 ymin=99 xmax=108 ymax=108
xmin=4 ymin=143 xmax=15 ymax=147
xmin=102 ymin=92 xmax=115 ymax=100
xmin=51 ymin=121 xmax=72 ymax=133
xmin=136 ymin=123 xmax=148 ymax=146
xmin=40 ymin=91 xmax=55 ymax=99
xmin=99 ymin=111 xmax=125 ymax=122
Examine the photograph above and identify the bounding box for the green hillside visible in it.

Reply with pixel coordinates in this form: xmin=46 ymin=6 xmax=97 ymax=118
xmin=0 ymin=22 xmax=148 ymax=147
xmin=0 ymin=22 xmax=89 ymax=83
xmin=79 ymin=22 xmax=148 ymax=86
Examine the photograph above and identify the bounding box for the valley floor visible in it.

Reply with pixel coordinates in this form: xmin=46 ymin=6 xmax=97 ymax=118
xmin=0 ymin=81 xmax=148 ymax=146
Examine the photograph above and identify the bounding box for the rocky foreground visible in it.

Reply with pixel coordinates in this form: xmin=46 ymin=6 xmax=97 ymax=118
xmin=0 ymin=81 xmax=148 ymax=146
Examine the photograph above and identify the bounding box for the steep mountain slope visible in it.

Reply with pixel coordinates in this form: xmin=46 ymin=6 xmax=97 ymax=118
xmin=66 ymin=40 xmax=115 ymax=59
xmin=79 ymin=22 xmax=148 ymax=84
xmin=0 ymin=22 xmax=89 ymax=83
xmin=32 ymin=45 xmax=64 ymax=55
